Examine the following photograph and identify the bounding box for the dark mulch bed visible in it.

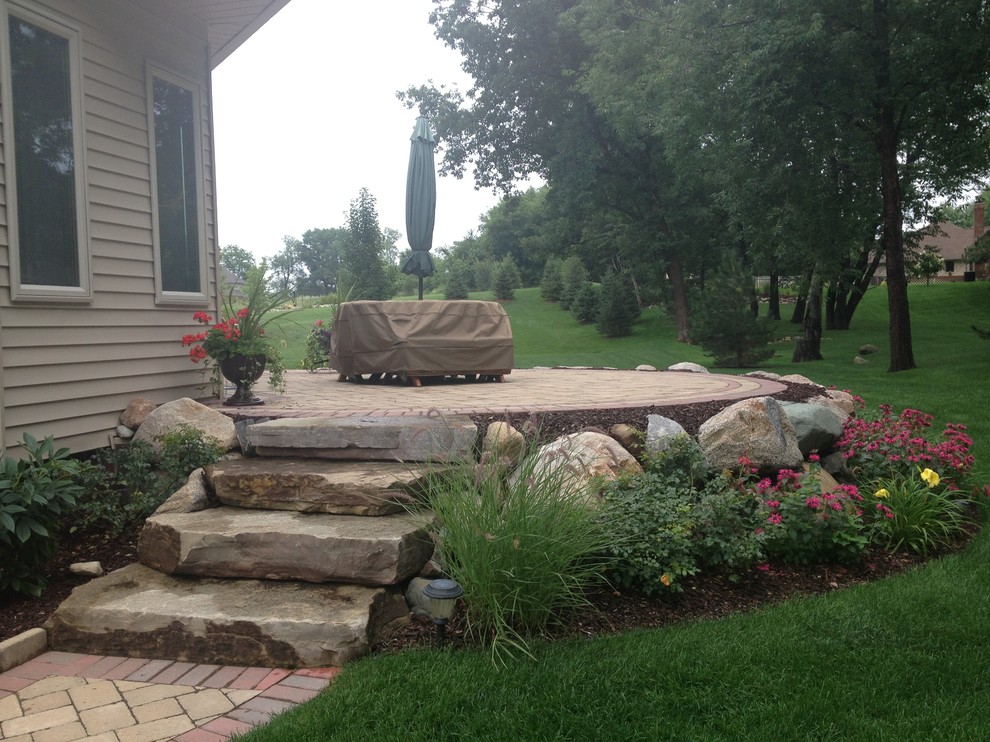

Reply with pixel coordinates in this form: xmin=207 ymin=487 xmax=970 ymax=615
xmin=3 ymin=378 xmax=971 ymax=655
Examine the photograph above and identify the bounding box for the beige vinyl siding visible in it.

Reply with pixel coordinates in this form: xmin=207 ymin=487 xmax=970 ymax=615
xmin=0 ymin=0 xmax=220 ymax=454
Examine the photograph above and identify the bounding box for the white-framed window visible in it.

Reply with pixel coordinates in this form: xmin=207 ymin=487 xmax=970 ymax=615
xmin=0 ymin=2 xmax=91 ymax=300
xmin=147 ymin=64 xmax=208 ymax=302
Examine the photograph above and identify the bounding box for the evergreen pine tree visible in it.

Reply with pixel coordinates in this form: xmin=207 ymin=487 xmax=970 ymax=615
xmin=691 ymin=260 xmax=776 ymax=367
xmin=570 ymin=282 xmax=601 ymax=324
xmin=596 ymin=271 xmax=636 ymax=337
xmin=559 ymin=256 xmax=589 ymax=310
xmin=540 ymin=257 xmax=564 ymax=301
xmin=493 ymin=255 xmax=521 ymax=300
xmin=445 ymin=263 xmax=471 ymax=300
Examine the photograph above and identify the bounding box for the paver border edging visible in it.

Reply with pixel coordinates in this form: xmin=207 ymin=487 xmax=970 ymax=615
xmin=0 ymin=627 xmax=47 ymax=672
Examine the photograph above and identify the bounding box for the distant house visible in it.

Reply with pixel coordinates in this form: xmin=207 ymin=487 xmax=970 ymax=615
xmin=913 ymin=199 xmax=988 ymax=281
xmin=0 ymin=0 xmax=291 ymax=455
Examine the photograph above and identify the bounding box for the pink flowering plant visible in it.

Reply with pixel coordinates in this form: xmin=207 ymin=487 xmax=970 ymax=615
xmin=747 ymin=457 xmax=869 ymax=565
xmin=835 ymin=404 xmax=974 ymax=490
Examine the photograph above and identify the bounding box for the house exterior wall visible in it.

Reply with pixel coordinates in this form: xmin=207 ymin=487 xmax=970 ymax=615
xmin=0 ymin=0 xmax=220 ymax=455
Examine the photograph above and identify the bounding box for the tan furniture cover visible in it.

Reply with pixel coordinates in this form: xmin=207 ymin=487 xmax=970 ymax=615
xmin=330 ymin=300 xmax=514 ymax=378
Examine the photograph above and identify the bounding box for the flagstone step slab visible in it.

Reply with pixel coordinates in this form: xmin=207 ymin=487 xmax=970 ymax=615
xmin=138 ymin=507 xmax=433 ymax=585
xmin=245 ymin=414 xmax=476 ymax=462
xmin=204 ymin=458 xmax=435 ymax=516
xmin=45 ymin=564 xmax=408 ymax=667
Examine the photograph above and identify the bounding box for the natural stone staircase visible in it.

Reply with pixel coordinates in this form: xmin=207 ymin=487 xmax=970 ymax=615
xmin=45 ymin=414 xmax=476 ymax=667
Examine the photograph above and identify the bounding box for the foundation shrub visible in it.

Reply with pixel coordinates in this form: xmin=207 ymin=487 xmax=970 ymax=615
xmin=0 ymin=435 xmax=86 ymax=597
xmin=420 ymin=447 xmax=612 ymax=663
xmin=73 ymin=426 xmax=225 ymax=536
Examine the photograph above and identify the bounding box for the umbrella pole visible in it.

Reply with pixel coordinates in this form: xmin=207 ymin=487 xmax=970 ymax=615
xmin=418 ymin=275 xmax=424 ymax=301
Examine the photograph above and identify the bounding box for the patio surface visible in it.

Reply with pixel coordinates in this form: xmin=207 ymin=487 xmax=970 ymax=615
xmin=0 ymin=367 xmax=788 ymax=741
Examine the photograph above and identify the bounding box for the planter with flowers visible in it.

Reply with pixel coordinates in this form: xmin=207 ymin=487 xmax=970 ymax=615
xmin=181 ymin=264 xmax=290 ymax=406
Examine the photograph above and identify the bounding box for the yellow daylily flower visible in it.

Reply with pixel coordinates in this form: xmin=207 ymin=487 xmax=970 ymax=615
xmin=920 ymin=468 xmax=940 ymax=488
xmin=874 ymin=488 xmax=890 ymax=499
xmin=660 ymin=573 xmax=672 ymax=587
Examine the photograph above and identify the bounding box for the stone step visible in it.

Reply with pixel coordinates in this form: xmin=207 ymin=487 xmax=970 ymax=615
xmin=138 ymin=507 xmax=433 ymax=586
xmin=205 ymin=458 xmax=437 ymax=516
xmin=45 ymin=564 xmax=408 ymax=667
xmin=244 ymin=414 xmax=476 ymax=462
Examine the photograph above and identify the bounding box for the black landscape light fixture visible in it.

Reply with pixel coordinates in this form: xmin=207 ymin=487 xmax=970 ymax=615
xmin=422 ymin=578 xmax=463 ymax=649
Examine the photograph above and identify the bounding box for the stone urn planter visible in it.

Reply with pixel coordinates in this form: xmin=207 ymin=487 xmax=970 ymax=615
xmin=219 ymin=354 xmax=267 ymax=406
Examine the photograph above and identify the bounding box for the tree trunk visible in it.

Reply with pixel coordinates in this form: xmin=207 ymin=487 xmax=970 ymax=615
xmin=667 ymin=252 xmax=692 ymax=342
xmin=767 ymin=273 xmax=781 ymax=320
xmin=874 ymin=0 xmax=915 ymax=372
xmin=790 ymin=295 xmax=806 ymax=324
xmin=792 ymin=269 xmax=824 ymax=362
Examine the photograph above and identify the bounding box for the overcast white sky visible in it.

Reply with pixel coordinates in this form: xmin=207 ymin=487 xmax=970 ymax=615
xmin=212 ymin=0 xmax=502 ymax=261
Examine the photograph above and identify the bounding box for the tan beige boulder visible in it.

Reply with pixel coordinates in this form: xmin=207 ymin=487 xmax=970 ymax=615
xmin=697 ymin=396 xmax=803 ymax=472
xmin=133 ymin=398 xmax=237 ymax=452
xmin=120 ymin=397 xmax=157 ymax=429
xmin=151 ymin=469 xmax=212 ymax=516
xmin=527 ymin=431 xmax=642 ymax=504
xmin=482 ymin=421 xmax=526 ymax=463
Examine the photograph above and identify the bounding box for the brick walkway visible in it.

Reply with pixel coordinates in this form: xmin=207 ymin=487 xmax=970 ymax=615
xmin=0 ymin=367 xmax=788 ymax=741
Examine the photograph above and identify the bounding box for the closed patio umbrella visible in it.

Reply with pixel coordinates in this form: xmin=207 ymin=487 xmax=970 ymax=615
xmin=400 ymin=115 xmax=437 ymax=300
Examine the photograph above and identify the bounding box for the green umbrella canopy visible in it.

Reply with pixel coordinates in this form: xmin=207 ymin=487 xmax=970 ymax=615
xmin=401 ymin=116 xmax=437 ymax=286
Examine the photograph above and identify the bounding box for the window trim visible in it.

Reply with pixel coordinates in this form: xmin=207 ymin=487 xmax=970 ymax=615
xmin=0 ymin=2 xmax=91 ymax=301
xmin=146 ymin=63 xmax=209 ymax=304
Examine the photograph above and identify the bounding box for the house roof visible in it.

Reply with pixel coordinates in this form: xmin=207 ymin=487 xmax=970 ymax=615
xmin=166 ymin=0 xmax=293 ymax=68
xmin=919 ymin=220 xmax=986 ymax=261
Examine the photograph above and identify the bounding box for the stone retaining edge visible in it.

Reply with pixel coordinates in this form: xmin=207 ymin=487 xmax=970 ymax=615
xmin=0 ymin=627 xmax=47 ymax=673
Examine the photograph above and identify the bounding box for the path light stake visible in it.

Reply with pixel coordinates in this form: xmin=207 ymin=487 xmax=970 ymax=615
xmin=422 ymin=578 xmax=463 ymax=649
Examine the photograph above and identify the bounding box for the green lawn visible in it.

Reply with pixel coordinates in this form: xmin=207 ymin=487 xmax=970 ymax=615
xmin=244 ymin=282 xmax=990 ymax=741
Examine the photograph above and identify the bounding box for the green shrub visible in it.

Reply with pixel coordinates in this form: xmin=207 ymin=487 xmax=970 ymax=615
xmin=0 ymin=435 xmax=87 ymax=597
xmin=444 ymin=263 xmax=471 ymax=300
xmin=419 ymin=449 xmax=612 ymax=664
xmin=474 ymin=260 xmax=495 ymax=292
xmin=866 ymin=468 xmax=970 ymax=555
xmin=600 ymin=436 xmax=765 ymax=594
xmin=570 ymin=282 xmax=601 ymax=324
xmin=301 ymin=319 xmax=332 ymax=371
xmin=74 ymin=426 xmax=226 ymax=536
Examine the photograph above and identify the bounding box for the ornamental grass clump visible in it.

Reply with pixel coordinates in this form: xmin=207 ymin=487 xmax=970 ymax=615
xmin=420 ymin=446 xmax=612 ymax=664
xmin=867 ymin=467 xmax=970 ymax=556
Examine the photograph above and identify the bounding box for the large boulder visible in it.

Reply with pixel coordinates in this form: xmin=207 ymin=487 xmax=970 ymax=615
xmin=644 ymin=415 xmax=688 ymax=455
xmin=780 ymin=402 xmax=845 ymax=456
xmin=482 ymin=421 xmax=525 ymax=463
xmin=667 ymin=362 xmax=709 ymax=374
xmin=807 ymin=389 xmax=857 ymax=419
xmin=120 ymin=397 xmax=157 ymax=429
xmin=526 ymin=431 xmax=642 ymax=504
xmin=133 ymin=398 xmax=237 ymax=451
xmin=697 ymin=396 xmax=803 ymax=472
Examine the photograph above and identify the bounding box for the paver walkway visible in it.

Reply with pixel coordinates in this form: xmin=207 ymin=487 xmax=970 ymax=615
xmin=0 ymin=367 xmax=791 ymax=741
xmin=0 ymin=651 xmax=337 ymax=741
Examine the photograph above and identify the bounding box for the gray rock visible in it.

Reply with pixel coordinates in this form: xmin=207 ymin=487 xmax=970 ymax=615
xmin=206 ymin=458 xmax=433 ymax=516
xmin=525 ymin=431 xmax=642 ymax=504
xmin=138 ymin=508 xmax=433 ymax=586
xmin=151 ymin=469 xmax=211 ymax=516
xmin=821 ymin=451 xmax=851 ymax=478
xmin=234 ymin=418 xmax=268 ymax=456
xmin=697 ymin=396 xmax=803 ymax=472
xmin=405 ymin=577 xmax=433 ymax=617
xmin=667 ymin=362 xmax=709 ymax=373
xmin=69 ymin=561 xmax=104 ymax=577
xmin=46 ymin=563 xmax=407 ymax=667
xmin=115 ymin=425 xmax=134 ymax=440
xmin=246 ymin=415 xmax=476 ymax=463
xmin=780 ymin=402 xmax=845 ymax=456
xmin=744 ymin=370 xmax=781 ymax=380
xmin=858 ymin=344 xmax=880 ymax=355
xmin=133 ymin=398 xmax=237 ymax=452
xmin=807 ymin=389 xmax=856 ymax=419
xmin=778 ymin=374 xmax=824 ymax=388
xmin=120 ymin=397 xmax=157 ymax=429
xmin=853 ymin=355 xmax=870 ymax=365
xmin=644 ymin=415 xmax=689 ymax=455
xmin=635 ymin=364 xmax=657 ymax=372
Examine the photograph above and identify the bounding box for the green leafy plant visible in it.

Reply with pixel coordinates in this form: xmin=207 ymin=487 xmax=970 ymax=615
xmin=419 ymin=446 xmax=612 ymax=664
xmin=74 ymin=426 xmax=226 ymax=536
xmin=0 ymin=434 xmax=87 ymax=597
xmin=601 ymin=437 xmax=765 ymax=594
xmin=867 ymin=468 xmax=970 ymax=555
xmin=302 ymin=319 xmax=333 ymax=372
